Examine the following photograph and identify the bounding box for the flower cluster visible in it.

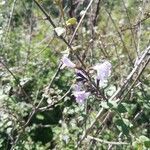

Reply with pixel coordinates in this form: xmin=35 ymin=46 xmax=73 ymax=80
xmin=61 ymin=56 xmax=112 ymax=104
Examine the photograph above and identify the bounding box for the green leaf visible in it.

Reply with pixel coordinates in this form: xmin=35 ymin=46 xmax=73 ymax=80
xmin=122 ymin=118 xmax=133 ymax=128
xmin=137 ymin=143 xmax=143 ymax=150
xmin=115 ymin=119 xmax=123 ymax=126
xmin=139 ymin=135 xmax=150 ymax=148
xmin=36 ymin=114 xmax=44 ymax=120
xmin=66 ymin=18 xmax=77 ymax=26
xmin=115 ymin=119 xmax=129 ymax=136
xmin=117 ymin=104 xmax=127 ymax=113
xmin=144 ymin=140 xmax=150 ymax=148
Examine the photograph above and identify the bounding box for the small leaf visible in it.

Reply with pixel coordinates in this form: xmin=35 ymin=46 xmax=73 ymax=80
xmin=117 ymin=104 xmax=127 ymax=113
xmin=144 ymin=140 xmax=150 ymax=148
xmin=36 ymin=114 xmax=44 ymax=120
xmin=115 ymin=119 xmax=129 ymax=136
xmin=54 ymin=27 xmax=66 ymax=36
xmin=115 ymin=119 xmax=123 ymax=126
xmin=122 ymin=118 xmax=133 ymax=127
xmin=66 ymin=18 xmax=77 ymax=26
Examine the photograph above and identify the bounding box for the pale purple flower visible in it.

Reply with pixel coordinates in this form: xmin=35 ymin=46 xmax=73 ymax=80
xmin=73 ymin=82 xmax=83 ymax=91
xmin=61 ymin=56 xmax=76 ymax=69
xmin=93 ymin=61 xmax=112 ymax=83
xmin=72 ymin=83 xmax=90 ymax=104
xmin=73 ymin=90 xmax=90 ymax=104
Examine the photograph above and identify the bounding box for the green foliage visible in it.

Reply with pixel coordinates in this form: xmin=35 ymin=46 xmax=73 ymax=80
xmin=0 ymin=0 xmax=149 ymax=149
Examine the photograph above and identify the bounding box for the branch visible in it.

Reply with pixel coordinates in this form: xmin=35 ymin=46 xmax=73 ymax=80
xmin=93 ymin=0 xmax=102 ymax=26
xmin=3 ymin=0 xmax=17 ymax=44
xmin=120 ymin=13 xmax=150 ymax=32
xmin=105 ymin=8 xmax=133 ymax=65
xmin=87 ymin=135 xmax=129 ymax=145
xmin=0 ymin=60 xmax=32 ymax=103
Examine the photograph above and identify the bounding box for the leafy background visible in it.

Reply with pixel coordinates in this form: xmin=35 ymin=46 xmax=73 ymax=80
xmin=0 ymin=0 xmax=150 ymax=149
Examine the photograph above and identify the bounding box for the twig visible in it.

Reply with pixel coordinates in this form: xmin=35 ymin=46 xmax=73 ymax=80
xmin=69 ymin=0 xmax=94 ymax=45
xmin=105 ymin=8 xmax=133 ymax=65
xmin=120 ymin=13 xmax=150 ymax=32
xmin=121 ymin=0 xmax=138 ymax=56
xmin=33 ymin=0 xmax=56 ymax=28
xmin=0 ymin=60 xmax=32 ymax=103
xmin=136 ymin=0 xmax=146 ymax=55
xmin=33 ymin=0 xmax=103 ymax=95
xmin=110 ymin=45 xmax=150 ymax=102
xmin=93 ymin=0 xmax=102 ymax=26
xmin=87 ymin=135 xmax=128 ymax=145
xmin=38 ymin=85 xmax=72 ymax=112
xmin=30 ymin=36 xmax=55 ymax=60
xmin=119 ymin=54 xmax=149 ymax=103
xmin=3 ymin=0 xmax=17 ymax=43
xmin=33 ymin=0 xmax=86 ymax=69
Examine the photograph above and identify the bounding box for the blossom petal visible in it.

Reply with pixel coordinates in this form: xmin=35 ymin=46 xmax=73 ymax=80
xmin=73 ymin=90 xmax=90 ymax=104
xmin=61 ymin=56 xmax=76 ymax=69
xmin=73 ymin=83 xmax=82 ymax=91
xmin=93 ymin=61 xmax=112 ymax=82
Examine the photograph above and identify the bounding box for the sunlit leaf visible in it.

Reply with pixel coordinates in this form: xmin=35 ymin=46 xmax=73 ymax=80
xmin=66 ymin=18 xmax=77 ymax=26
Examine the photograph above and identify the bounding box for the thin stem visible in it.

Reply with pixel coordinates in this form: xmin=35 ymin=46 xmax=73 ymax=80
xmin=105 ymin=8 xmax=133 ymax=65
xmin=87 ymin=135 xmax=128 ymax=145
xmin=0 ymin=60 xmax=32 ymax=103
xmin=3 ymin=0 xmax=17 ymax=44
xmin=69 ymin=0 xmax=94 ymax=45
xmin=121 ymin=0 xmax=138 ymax=56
